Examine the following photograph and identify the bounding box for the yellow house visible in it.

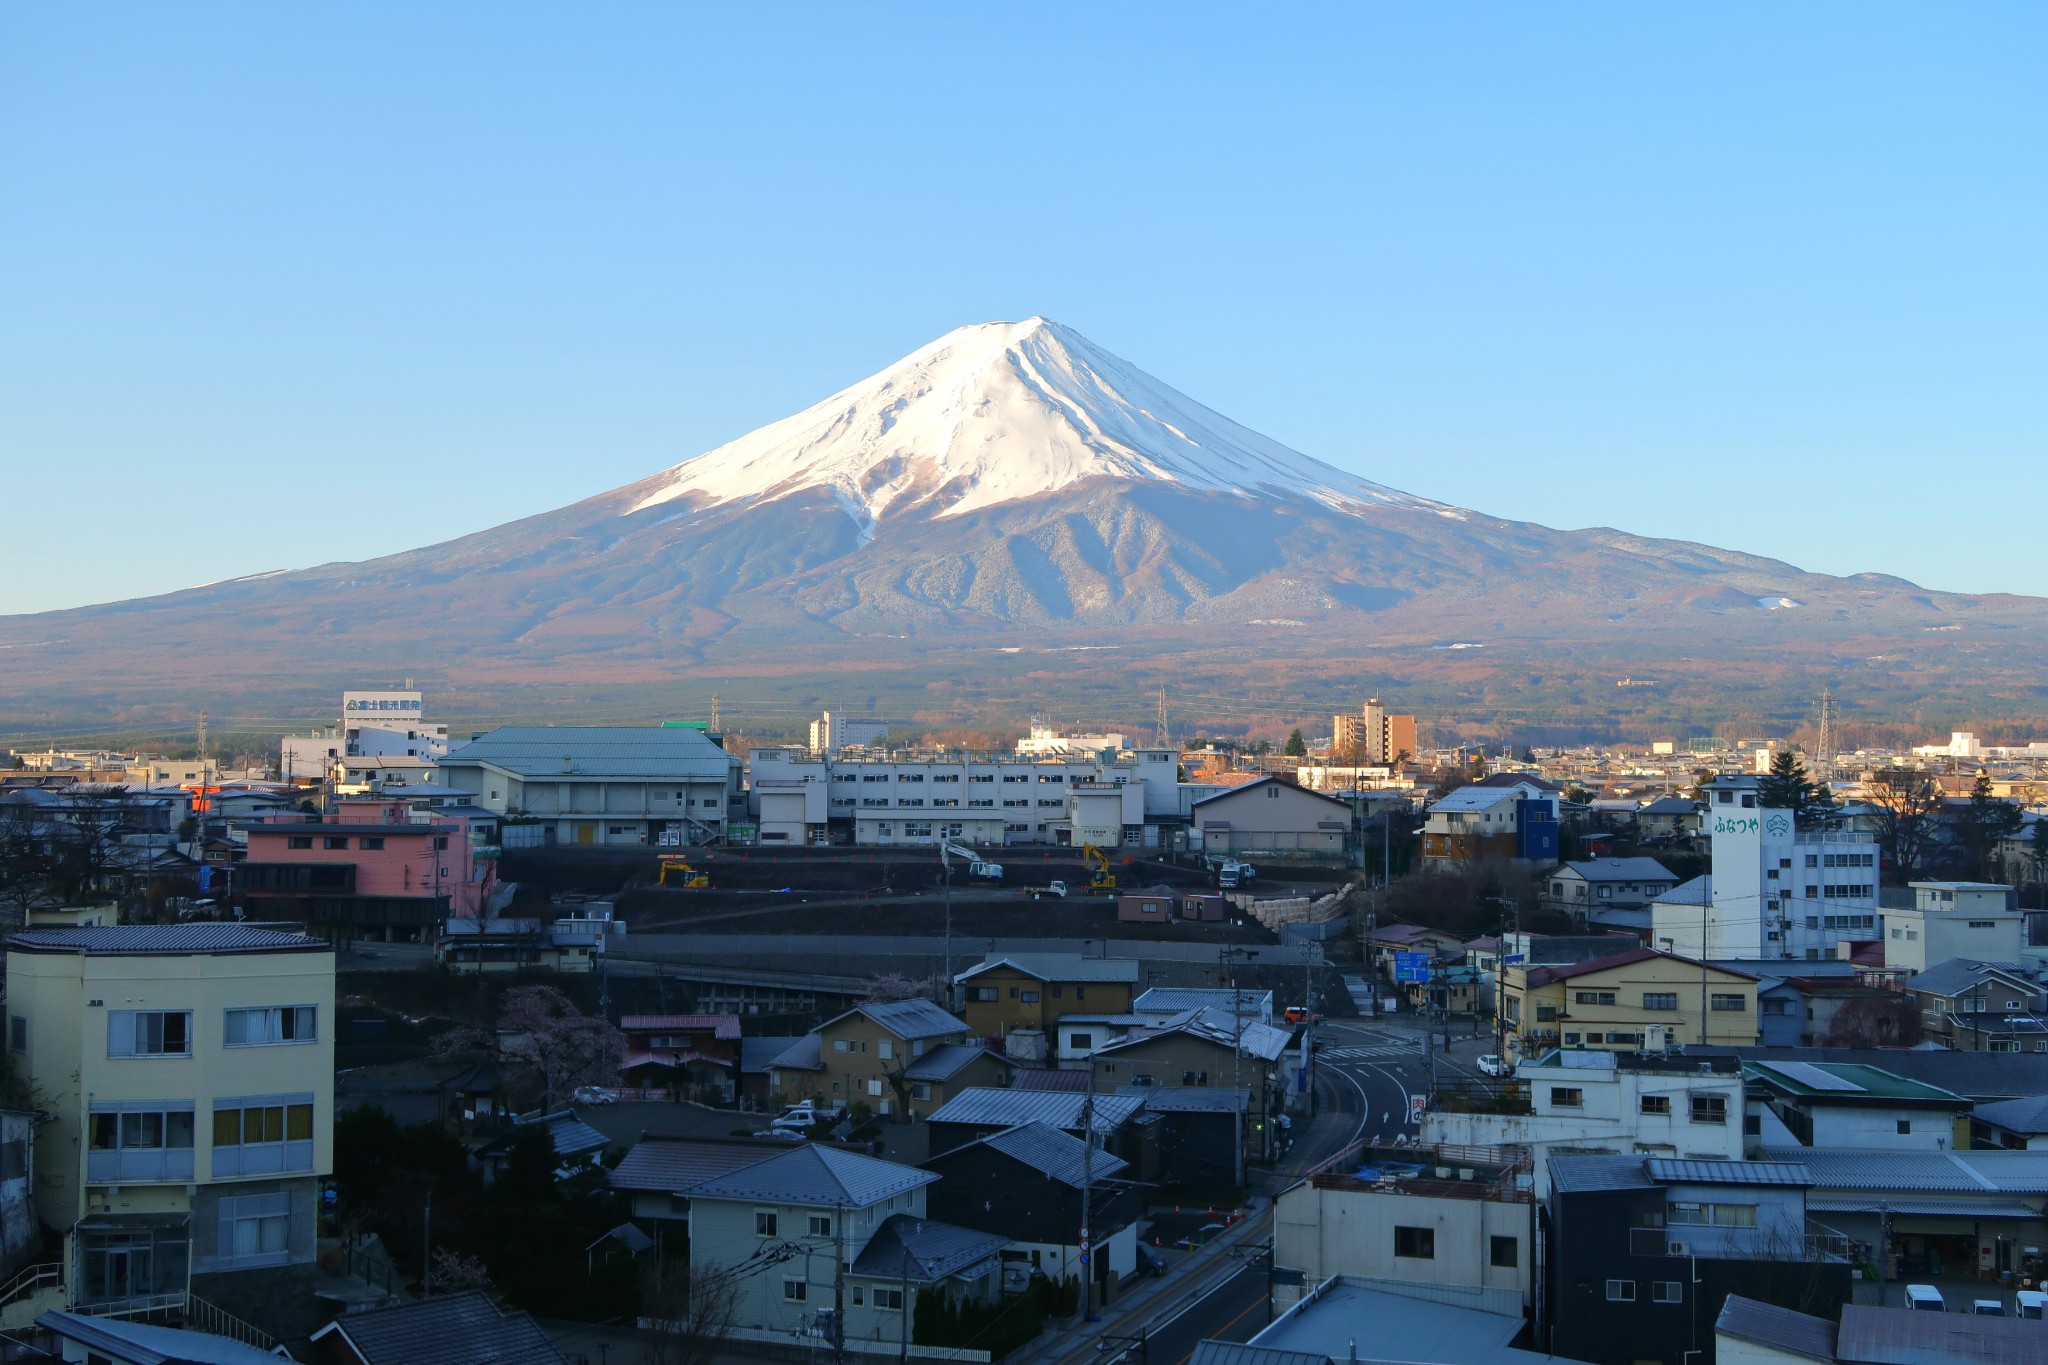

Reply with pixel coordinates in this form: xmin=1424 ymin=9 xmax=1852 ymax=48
xmin=951 ymin=954 xmax=1139 ymax=1057
xmin=1498 ymin=948 xmax=1757 ymax=1060
xmin=6 ymin=923 xmax=335 ymax=1315
xmin=765 ymin=998 xmax=1008 ymax=1119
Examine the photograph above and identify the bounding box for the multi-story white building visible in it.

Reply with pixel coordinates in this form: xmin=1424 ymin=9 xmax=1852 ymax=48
xmin=6 ymin=924 xmax=335 ymax=1318
xmin=439 ymin=726 xmax=742 ymax=848
xmin=1014 ymin=717 xmax=1129 ymax=755
xmin=808 ymin=711 xmax=889 ymax=754
xmin=280 ymin=689 xmax=450 ymax=783
xmin=745 ymin=747 xmax=1179 ymax=848
xmin=1650 ymin=775 xmax=1881 ymax=962
xmin=1881 ymin=881 xmax=2024 ymax=975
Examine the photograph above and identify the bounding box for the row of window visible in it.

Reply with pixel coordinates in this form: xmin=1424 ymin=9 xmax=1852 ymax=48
xmin=285 ymin=834 xmax=442 ymax=851
xmin=1392 ymin=1226 xmax=1519 ymax=1268
xmin=1547 ymin=1088 xmax=1727 ymax=1122
xmin=1569 ymin=991 xmax=1746 ymax=1012
xmin=1607 ymin=1280 xmax=1683 ymax=1303
xmin=105 ymin=1007 xmax=317 ymax=1057
xmin=842 ymin=772 xmax=1069 ymax=784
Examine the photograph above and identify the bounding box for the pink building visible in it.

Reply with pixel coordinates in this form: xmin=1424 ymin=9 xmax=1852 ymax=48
xmin=239 ymin=798 xmax=496 ymax=942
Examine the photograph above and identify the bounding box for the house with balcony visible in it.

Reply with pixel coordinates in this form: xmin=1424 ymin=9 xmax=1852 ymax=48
xmin=1498 ymin=948 xmax=1758 ymax=1060
xmin=1545 ymin=1154 xmax=1851 ymax=1365
xmin=1542 ymin=857 xmax=1681 ymax=930
xmin=1422 ymin=1051 xmax=1746 ymax=1198
xmin=764 ymin=999 xmax=994 ymax=1119
xmin=5 ymin=923 xmax=334 ymax=1336
xmin=617 ymin=1014 xmax=743 ymax=1101
xmin=1904 ymin=958 xmax=2046 ymax=1052
xmin=952 ymin=954 xmax=1140 ymax=1061
xmin=1419 ymin=782 xmax=1560 ymax=873
xmin=238 ymin=798 xmax=495 ymax=944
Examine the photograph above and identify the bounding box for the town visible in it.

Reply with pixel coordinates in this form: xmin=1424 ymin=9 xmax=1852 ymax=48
xmin=1 ymin=688 xmax=2045 ymax=1365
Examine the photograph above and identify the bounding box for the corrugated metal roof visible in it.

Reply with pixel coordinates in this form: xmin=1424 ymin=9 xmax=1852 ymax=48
xmin=609 ymin=1137 xmax=788 ymax=1194
xmin=621 ymin=1015 xmax=742 ymax=1039
xmin=901 ymin=1043 xmax=999 ymax=1082
xmin=767 ymin=1035 xmax=823 ymax=1071
xmin=686 ymin=1144 xmax=936 ymax=1208
xmin=850 ymin=1214 xmax=1008 ymax=1283
xmin=1837 ymin=1302 xmax=2048 ymax=1365
xmin=309 ymin=1291 xmax=563 ymax=1365
xmin=856 ymin=998 xmax=971 ymax=1040
xmin=1191 ymin=1344 xmax=1330 ymax=1365
xmin=1713 ymin=1296 xmax=1836 ymax=1364
xmin=1971 ymin=1095 xmax=2048 ymax=1135
xmin=955 ymin=954 xmax=1142 ymax=984
xmin=1134 ymin=987 xmax=1272 ymax=1017
xmin=1746 ymin=1061 xmax=1965 ymax=1104
xmin=1646 ymin=1158 xmax=1810 ymax=1187
xmin=1115 ymin=1085 xmax=1247 ymax=1113
xmin=741 ymin=1037 xmax=803 ymax=1074
xmin=1426 ymin=787 xmax=1523 ymax=813
xmin=8 ymin=923 xmax=327 ymax=955
xmin=1547 ymin=1155 xmax=1658 ymax=1193
xmin=977 ymin=1122 xmax=1129 ymax=1187
xmin=441 ymin=726 xmax=736 ymax=780
xmin=1556 ymin=857 xmax=1679 ymax=883
xmin=1806 ymin=1196 xmax=2044 ymax=1219
xmin=1765 ymin=1147 xmax=2048 ymax=1194
xmin=928 ymin=1087 xmax=1146 ymax=1133
xmin=37 ymin=1311 xmax=290 ymax=1365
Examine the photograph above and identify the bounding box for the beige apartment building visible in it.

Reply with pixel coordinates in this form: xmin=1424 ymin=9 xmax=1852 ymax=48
xmin=5 ymin=924 xmax=335 ymax=1318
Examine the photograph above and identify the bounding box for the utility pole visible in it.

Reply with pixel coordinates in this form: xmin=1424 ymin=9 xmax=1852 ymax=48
xmin=1490 ymin=895 xmax=1518 ymax=1064
xmin=1079 ymin=1058 xmax=1098 ymax=1322
xmin=1221 ymin=946 xmax=1259 ymax=1173
xmin=421 ymin=1192 xmax=432 ymax=1298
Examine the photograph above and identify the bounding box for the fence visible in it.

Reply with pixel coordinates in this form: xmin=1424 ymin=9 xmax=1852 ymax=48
xmin=724 ymin=1326 xmax=991 ymax=1362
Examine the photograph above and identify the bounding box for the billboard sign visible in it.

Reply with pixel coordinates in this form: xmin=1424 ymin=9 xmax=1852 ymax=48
xmin=343 ymin=690 xmax=424 ymax=719
xmin=1393 ymin=952 xmax=1432 ymax=983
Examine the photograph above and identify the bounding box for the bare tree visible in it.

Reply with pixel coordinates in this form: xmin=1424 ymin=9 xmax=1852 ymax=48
xmin=1820 ymin=991 xmax=1922 ymax=1049
xmin=0 ymin=803 xmax=57 ymax=927
xmin=433 ymin=985 xmax=623 ymax=1111
xmin=429 ymin=1248 xmax=501 ymax=1302
xmin=1864 ymin=769 xmax=1942 ymax=885
xmin=640 ymin=1262 xmax=741 ymax=1365
xmin=863 ymin=973 xmax=931 ymax=1003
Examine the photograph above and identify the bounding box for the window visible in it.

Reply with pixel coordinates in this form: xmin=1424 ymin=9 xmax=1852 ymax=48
xmin=218 ymin=1191 xmax=291 ymax=1268
xmin=1639 ymin=1095 xmax=1671 ymax=1115
xmin=224 ymin=1006 xmax=316 ymax=1047
xmin=323 ymin=836 xmax=348 ymax=850
xmin=1549 ymin=1087 xmax=1584 ymax=1109
xmin=1070 ymin=1033 xmax=1094 ymax=1050
xmin=108 ymin=1010 xmax=192 ymax=1058
xmin=911 ymin=1082 xmax=931 ymax=1101
xmin=1020 ymin=991 xmax=1040 ymax=1004
xmin=358 ymin=836 xmax=384 ymax=850
xmin=211 ymin=1096 xmax=316 ymax=1177
xmin=874 ymin=1287 xmax=904 ymax=1310
xmin=1896 ymin=1120 xmax=1911 ymax=1135
xmin=1394 ymin=1226 xmax=1435 ymax=1259
xmin=851 ymin=1286 xmax=864 ymax=1305
xmin=1535 ymin=1005 xmax=1558 ymax=1023
xmin=968 ymin=986 xmax=998 ymax=1003
xmin=878 ymin=1041 xmax=894 ymax=1061
xmin=1642 ymin=993 xmax=1678 ymax=1011
xmin=7 ymin=1016 xmax=23 ymax=1053
xmin=1690 ymin=1095 xmax=1728 ymax=1125
xmin=1712 ymin=1204 xmax=1757 ymax=1227
xmin=287 ymin=836 xmax=313 ymax=850
xmin=833 ymin=1039 xmax=852 ymax=1052
xmin=1575 ymin=991 xmax=1616 ymax=1006
xmin=1606 ymin=1280 xmax=1636 ymax=1302
xmin=87 ymin=1102 xmax=196 ymax=1180
xmin=783 ymin=1279 xmax=807 ymax=1302
xmin=1652 ymin=1282 xmax=1682 ymax=1304
xmin=1710 ymin=994 xmax=1745 ymax=1012
xmin=756 ymin=1210 xmax=779 ymax=1237
xmin=1490 ymin=1236 xmax=1518 ymax=1269
xmin=809 ymin=1215 xmax=832 ymax=1237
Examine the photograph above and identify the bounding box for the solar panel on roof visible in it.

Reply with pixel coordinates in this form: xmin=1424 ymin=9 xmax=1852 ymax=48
xmin=1763 ymin=1061 xmax=1864 ymax=1091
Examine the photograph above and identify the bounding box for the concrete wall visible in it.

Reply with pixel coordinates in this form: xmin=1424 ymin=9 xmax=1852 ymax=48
xmin=1274 ymin=1182 xmax=1533 ymax=1305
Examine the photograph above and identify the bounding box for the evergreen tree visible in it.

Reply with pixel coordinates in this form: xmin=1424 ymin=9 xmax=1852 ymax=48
xmin=1283 ymin=729 xmax=1307 ymax=757
xmin=1757 ymin=750 xmax=1830 ymax=825
xmin=1961 ymin=772 xmax=2024 ymax=881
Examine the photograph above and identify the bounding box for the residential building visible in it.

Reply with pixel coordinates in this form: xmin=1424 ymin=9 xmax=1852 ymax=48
xmin=36 ymin=1310 xmax=287 ymax=1365
xmin=1419 ymin=782 xmax=1560 ymax=872
xmin=1112 ymin=1085 xmax=1247 ymax=1189
xmin=280 ymin=689 xmax=451 ymax=786
xmin=434 ymin=906 xmax=615 ymax=976
xmin=1422 ymin=1052 xmax=1746 ymax=1197
xmin=306 ymin=1290 xmax=564 ymax=1365
xmin=924 ymin=1089 xmax=1148 ymax=1164
xmin=607 ymin=1135 xmax=788 ymax=1231
xmin=809 ymin=711 xmax=889 ymax=754
xmin=438 ymin=726 xmax=742 ymax=848
xmin=1497 ymin=949 xmax=1759 ymax=1059
xmin=1271 ymin=1142 xmax=1535 ymax=1312
xmin=1635 ymin=795 xmax=1702 ymax=842
xmin=745 ymin=746 xmax=1180 ymax=849
xmin=1132 ymin=987 xmax=1273 ymax=1022
xmin=1880 ymin=883 xmax=2024 ymax=974
xmin=921 ymin=1121 xmax=1141 ymax=1300
xmin=1199 ymin=1278 xmax=1551 ymax=1365
xmin=7 ymin=924 xmax=335 ymax=1323
xmin=1364 ymin=924 xmax=1465 ymax=983
xmin=764 ymin=999 xmax=989 ymax=1118
xmin=238 ymin=797 xmax=496 ymax=943
xmin=1188 ymin=777 xmax=1354 ymax=858
xmin=683 ymin=1144 xmax=1004 ymax=1352
xmin=1969 ymin=1096 xmax=2048 ymax=1151
xmin=617 ymin=1014 xmax=742 ymax=1100
xmin=952 ymin=954 xmax=1140 ymax=1059
xmin=1545 ymin=1155 xmax=1851 ymax=1365
xmin=1331 ymin=699 xmax=1417 ymax=766
xmin=1903 ymin=958 xmax=2046 ymax=1052
xmin=1542 ymin=857 xmax=1680 ymax=927
xmin=1718 ymin=1297 xmax=2048 ymax=1365
xmin=1653 ymin=776 xmax=1881 ymax=963
xmin=1088 ymin=1009 xmax=1294 ymax=1173
xmin=1744 ymin=1061 xmax=1971 ymax=1152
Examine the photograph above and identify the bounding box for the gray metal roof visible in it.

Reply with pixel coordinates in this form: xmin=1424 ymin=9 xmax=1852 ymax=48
xmin=927 ymin=1087 xmax=1146 ymax=1133
xmin=1115 ymin=1085 xmax=1248 ymax=1113
xmin=441 ymin=726 xmax=736 ymax=780
xmin=742 ymin=1037 xmax=804 ymax=1074
xmin=902 ymin=1042 xmax=1001 ymax=1082
xmin=1555 ymin=857 xmax=1678 ymax=883
xmin=1696 ymin=1045 xmax=2048 ymax=1101
xmin=1971 ymin=1094 xmax=2048 ymax=1135
xmin=8 ymin=923 xmax=327 ymax=956
xmin=1547 ymin=1155 xmax=1658 ymax=1193
xmin=685 ymin=1143 xmax=936 ymax=1208
xmin=1191 ymin=1345 xmax=1331 ymax=1365
xmin=1905 ymin=958 xmax=2037 ymax=998
xmin=855 ymin=998 xmax=971 ymax=1040
xmin=37 ymin=1311 xmax=288 ymax=1365
xmin=1134 ymin=987 xmax=1272 ymax=1016
xmin=1713 ymin=1295 xmax=1836 ymax=1364
xmin=1763 ymin=1146 xmax=2048 ymax=1194
xmin=767 ymin=1034 xmax=823 ymax=1071
xmin=975 ymin=1122 xmax=1130 ymax=1187
xmin=955 ymin=953 xmax=1142 ymax=984
xmin=1656 ymin=875 xmax=1713 ymax=906
xmin=850 ymin=1214 xmax=1008 ymax=1283
xmin=1646 ymin=1158 xmax=1810 ymax=1187
xmin=1837 ymin=1302 xmax=2048 ymax=1365
xmin=609 ymin=1136 xmax=788 ymax=1194
xmin=308 ymin=1291 xmax=563 ymax=1365
xmin=1806 ymin=1195 xmax=2044 ymax=1219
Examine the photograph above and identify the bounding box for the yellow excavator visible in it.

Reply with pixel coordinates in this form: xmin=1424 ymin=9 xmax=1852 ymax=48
xmin=1082 ymin=844 xmax=1117 ymax=893
xmin=657 ymin=856 xmax=710 ymax=889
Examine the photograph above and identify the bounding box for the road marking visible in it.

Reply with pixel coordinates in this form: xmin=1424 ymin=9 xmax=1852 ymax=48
xmin=1171 ymin=1282 xmax=1269 ymax=1365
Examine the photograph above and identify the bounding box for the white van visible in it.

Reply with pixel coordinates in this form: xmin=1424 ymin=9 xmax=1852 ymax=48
xmin=2014 ymin=1289 xmax=2046 ymax=1320
xmin=1903 ymin=1284 xmax=1945 ymax=1312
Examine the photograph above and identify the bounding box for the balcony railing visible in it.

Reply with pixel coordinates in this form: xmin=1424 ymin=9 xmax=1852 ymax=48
xmin=1429 ymin=1078 xmax=1531 ymax=1116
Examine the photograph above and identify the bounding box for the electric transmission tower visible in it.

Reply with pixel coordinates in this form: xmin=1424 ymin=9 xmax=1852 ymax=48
xmin=710 ymin=694 xmax=723 ymax=733
xmin=1815 ymin=689 xmax=1838 ymax=779
xmin=1154 ymin=686 xmax=1170 ymax=749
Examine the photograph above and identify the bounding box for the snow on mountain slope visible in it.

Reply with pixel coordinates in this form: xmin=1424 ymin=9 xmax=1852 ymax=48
xmin=630 ymin=317 xmax=1456 ymax=542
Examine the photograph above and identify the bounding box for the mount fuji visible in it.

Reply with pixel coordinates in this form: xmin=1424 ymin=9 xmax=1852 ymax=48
xmin=3 ymin=317 xmax=2043 ymax=732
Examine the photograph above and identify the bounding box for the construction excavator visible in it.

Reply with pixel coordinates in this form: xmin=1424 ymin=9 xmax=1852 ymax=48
xmin=1081 ymin=843 xmax=1117 ymax=893
xmin=657 ymin=855 xmax=710 ymax=889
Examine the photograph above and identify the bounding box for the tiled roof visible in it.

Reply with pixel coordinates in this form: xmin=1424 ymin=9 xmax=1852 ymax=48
xmin=856 ymin=998 xmax=971 ymax=1040
xmin=1764 ymin=1147 xmax=2048 ymax=1195
xmin=742 ymin=1036 xmax=804 ymax=1074
xmin=441 ymin=726 xmax=735 ymax=779
xmin=902 ymin=1043 xmax=1001 ymax=1082
xmin=928 ymin=1087 xmax=1145 ymax=1134
xmin=1133 ymin=987 xmax=1271 ymax=1016
xmin=1837 ymin=1302 xmax=2048 ymax=1365
xmin=7 ymin=923 xmax=327 ymax=955
xmin=308 ymin=1291 xmax=563 ymax=1365
xmin=1547 ymin=1155 xmax=1659 ymax=1193
xmin=609 ymin=1136 xmax=788 ymax=1194
xmin=1556 ymin=857 xmax=1678 ymax=882
xmin=685 ymin=1144 xmax=935 ymax=1208
xmin=954 ymin=954 xmax=1141 ymax=985
xmin=1645 ymin=1158 xmax=1810 ymax=1187
xmin=1970 ymin=1094 xmax=2048 ymax=1135
xmin=850 ymin=1215 xmax=1008 ymax=1283
xmin=621 ymin=1014 xmax=742 ymax=1039
xmin=767 ymin=1035 xmax=823 ymax=1071
xmin=1713 ymin=1296 xmax=1836 ymax=1364
xmin=36 ymin=1311 xmax=287 ymax=1365
xmin=976 ymin=1122 xmax=1129 ymax=1187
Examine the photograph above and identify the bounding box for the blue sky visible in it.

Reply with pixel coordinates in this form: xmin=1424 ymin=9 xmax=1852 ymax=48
xmin=2 ymin=4 xmax=2041 ymax=613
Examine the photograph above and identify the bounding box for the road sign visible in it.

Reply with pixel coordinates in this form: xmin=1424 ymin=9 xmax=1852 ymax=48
xmin=1393 ymin=952 xmax=1432 ymax=983
xmin=1502 ymin=953 xmax=1526 ymax=965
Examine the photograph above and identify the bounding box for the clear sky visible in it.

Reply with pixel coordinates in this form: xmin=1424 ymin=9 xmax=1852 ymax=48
xmin=2 ymin=4 xmax=2041 ymax=614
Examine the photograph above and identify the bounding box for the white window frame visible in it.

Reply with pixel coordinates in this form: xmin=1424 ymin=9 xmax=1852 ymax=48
xmin=108 ymin=1010 xmax=193 ymax=1058
xmin=224 ymin=1006 xmax=317 ymax=1048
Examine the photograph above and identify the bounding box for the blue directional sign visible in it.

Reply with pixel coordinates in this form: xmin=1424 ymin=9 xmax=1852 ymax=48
xmin=1393 ymin=952 xmax=1432 ymax=983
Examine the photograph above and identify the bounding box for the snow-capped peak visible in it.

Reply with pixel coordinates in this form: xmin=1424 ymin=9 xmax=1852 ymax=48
xmin=629 ymin=318 xmax=1446 ymax=540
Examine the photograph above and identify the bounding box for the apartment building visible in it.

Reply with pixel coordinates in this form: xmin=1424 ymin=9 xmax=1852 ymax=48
xmin=1652 ymin=776 xmax=1881 ymax=962
xmin=1880 ymin=881 xmax=2024 ymax=975
xmin=1419 ymin=781 xmax=1560 ymax=872
xmin=951 ymin=954 xmax=1140 ymax=1058
xmin=763 ymin=999 xmax=997 ymax=1119
xmin=6 ymin=924 xmax=335 ymax=1320
xmin=439 ymin=726 xmax=742 ymax=848
xmin=1498 ymin=949 xmax=1759 ymax=1058
xmin=808 ymin=711 xmax=888 ymax=753
xmin=744 ymin=746 xmax=1179 ymax=848
xmin=280 ymin=689 xmax=450 ymax=784
xmin=239 ymin=797 xmax=495 ymax=942
xmin=1331 ymin=699 xmax=1417 ymax=766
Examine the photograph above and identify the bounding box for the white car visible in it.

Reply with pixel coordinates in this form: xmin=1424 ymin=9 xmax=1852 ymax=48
xmin=1476 ymin=1055 xmax=1512 ymax=1077
xmin=572 ymin=1085 xmax=618 ymax=1105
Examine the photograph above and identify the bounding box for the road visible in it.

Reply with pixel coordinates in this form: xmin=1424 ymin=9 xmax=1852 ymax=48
xmin=1116 ymin=1262 xmax=1270 ymax=1365
xmin=1275 ymin=1016 xmax=1490 ymax=1179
